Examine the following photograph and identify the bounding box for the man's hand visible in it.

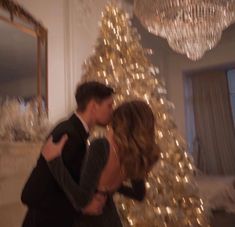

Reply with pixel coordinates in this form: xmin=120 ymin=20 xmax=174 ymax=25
xmin=82 ymin=193 xmax=107 ymax=216
xmin=42 ymin=135 xmax=68 ymax=161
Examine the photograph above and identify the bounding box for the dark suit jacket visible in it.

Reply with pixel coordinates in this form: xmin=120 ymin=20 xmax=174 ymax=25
xmin=21 ymin=114 xmax=89 ymax=227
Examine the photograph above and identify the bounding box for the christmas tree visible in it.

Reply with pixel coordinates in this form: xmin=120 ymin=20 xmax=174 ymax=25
xmin=82 ymin=3 xmax=210 ymax=227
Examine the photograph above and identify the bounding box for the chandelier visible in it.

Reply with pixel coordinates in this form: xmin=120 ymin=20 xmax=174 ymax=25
xmin=134 ymin=0 xmax=235 ymax=60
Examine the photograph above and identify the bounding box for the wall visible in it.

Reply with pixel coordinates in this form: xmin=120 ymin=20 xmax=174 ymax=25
xmin=63 ymin=0 xmax=109 ymax=112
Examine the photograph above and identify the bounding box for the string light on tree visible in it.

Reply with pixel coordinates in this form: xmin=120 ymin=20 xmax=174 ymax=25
xmin=82 ymin=3 xmax=210 ymax=227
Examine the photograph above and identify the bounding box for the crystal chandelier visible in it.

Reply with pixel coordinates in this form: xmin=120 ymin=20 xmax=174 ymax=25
xmin=134 ymin=0 xmax=235 ymax=60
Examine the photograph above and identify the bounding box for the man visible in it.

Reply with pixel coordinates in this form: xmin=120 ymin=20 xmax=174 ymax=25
xmin=21 ymin=81 xmax=114 ymax=227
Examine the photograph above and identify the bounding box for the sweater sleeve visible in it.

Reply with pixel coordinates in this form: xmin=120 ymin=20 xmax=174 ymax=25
xmin=47 ymin=138 xmax=109 ymax=212
xmin=118 ymin=179 xmax=146 ymax=201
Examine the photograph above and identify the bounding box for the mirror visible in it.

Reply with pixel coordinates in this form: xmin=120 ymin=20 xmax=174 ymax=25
xmin=0 ymin=0 xmax=48 ymax=112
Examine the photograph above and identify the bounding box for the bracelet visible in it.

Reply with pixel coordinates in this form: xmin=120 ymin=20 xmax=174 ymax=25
xmin=95 ymin=189 xmax=108 ymax=196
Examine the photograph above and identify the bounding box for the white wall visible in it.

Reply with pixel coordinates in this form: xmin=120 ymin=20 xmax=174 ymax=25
xmin=64 ymin=0 xmax=109 ymax=112
xmin=19 ymin=0 xmax=66 ymax=123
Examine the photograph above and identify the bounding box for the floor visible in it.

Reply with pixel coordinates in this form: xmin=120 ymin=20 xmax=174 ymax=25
xmin=0 ymin=203 xmax=26 ymax=227
xmin=1 ymin=203 xmax=235 ymax=227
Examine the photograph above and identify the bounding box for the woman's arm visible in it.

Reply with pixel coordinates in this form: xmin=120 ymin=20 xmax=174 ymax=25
xmin=44 ymin=138 xmax=109 ymax=212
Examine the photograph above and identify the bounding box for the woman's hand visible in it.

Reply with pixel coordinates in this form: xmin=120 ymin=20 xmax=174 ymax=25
xmin=42 ymin=135 xmax=68 ymax=161
xmin=82 ymin=193 xmax=107 ymax=215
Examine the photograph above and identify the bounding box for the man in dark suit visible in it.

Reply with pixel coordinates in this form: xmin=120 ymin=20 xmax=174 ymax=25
xmin=21 ymin=81 xmax=114 ymax=227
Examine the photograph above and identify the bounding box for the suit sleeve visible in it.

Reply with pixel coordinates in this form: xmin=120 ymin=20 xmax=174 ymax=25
xmin=47 ymin=139 xmax=108 ymax=212
xmin=21 ymin=155 xmax=52 ymax=207
xmin=21 ymin=123 xmax=69 ymax=207
xmin=118 ymin=179 xmax=146 ymax=201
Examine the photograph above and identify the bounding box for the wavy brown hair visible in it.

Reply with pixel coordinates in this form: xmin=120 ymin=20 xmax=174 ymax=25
xmin=111 ymin=100 xmax=159 ymax=179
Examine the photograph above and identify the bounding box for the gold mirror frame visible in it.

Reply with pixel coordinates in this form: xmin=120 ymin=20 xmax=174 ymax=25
xmin=0 ymin=0 xmax=48 ymax=112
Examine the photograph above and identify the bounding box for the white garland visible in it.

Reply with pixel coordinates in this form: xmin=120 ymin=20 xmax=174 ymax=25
xmin=0 ymin=98 xmax=50 ymax=142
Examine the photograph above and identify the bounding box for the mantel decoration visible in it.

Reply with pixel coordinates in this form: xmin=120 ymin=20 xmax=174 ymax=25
xmin=0 ymin=98 xmax=50 ymax=142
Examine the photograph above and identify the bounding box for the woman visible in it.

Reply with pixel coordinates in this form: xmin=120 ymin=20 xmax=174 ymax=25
xmin=42 ymin=100 xmax=159 ymax=227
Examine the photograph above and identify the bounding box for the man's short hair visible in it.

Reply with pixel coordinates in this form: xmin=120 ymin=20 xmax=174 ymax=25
xmin=75 ymin=81 xmax=114 ymax=112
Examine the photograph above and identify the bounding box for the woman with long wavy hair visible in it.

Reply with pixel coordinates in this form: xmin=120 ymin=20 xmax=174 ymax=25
xmin=42 ymin=100 xmax=160 ymax=227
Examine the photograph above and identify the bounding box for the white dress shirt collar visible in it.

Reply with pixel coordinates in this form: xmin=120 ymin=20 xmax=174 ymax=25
xmin=74 ymin=112 xmax=89 ymax=133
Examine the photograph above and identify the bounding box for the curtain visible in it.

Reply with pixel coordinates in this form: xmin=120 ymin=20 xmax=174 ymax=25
xmin=192 ymin=70 xmax=235 ymax=175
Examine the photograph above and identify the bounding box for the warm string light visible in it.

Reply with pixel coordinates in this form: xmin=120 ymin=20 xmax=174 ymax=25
xmin=81 ymin=3 xmax=210 ymax=227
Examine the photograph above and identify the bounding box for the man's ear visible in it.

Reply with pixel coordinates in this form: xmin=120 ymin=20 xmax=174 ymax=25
xmin=88 ymin=100 xmax=97 ymax=113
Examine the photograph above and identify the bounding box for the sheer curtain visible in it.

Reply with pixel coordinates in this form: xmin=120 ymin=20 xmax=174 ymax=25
xmin=191 ymin=70 xmax=235 ymax=175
